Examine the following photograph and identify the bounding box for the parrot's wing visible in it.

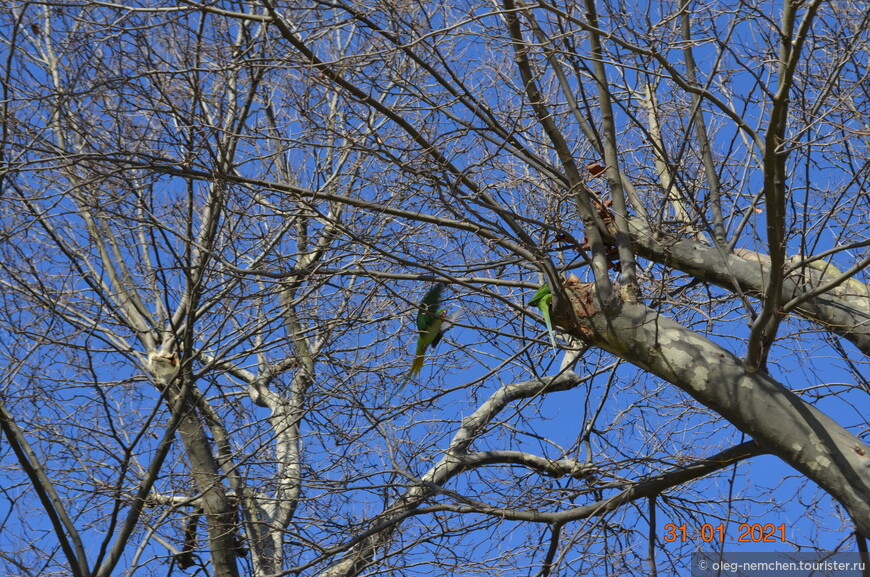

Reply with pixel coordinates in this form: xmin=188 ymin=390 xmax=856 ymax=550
xmin=424 ymin=314 xmax=445 ymax=350
xmin=528 ymin=283 xmax=551 ymax=307
xmin=442 ymin=308 xmax=461 ymax=331
xmin=417 ymin=283 xmax=446 ymax=331
xmin=430 ymin=308 xmax=460 ymax=350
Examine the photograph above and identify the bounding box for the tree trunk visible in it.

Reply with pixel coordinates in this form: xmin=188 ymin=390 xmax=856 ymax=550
xmin=565 ymin=282 xmax=870 ymax=535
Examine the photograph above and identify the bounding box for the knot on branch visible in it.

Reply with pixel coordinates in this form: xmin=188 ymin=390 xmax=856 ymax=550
xmin=560 ymin=276 xmax=601 ymax=342
xmin=146 ymin=350 xmax=180 ymax=387
xmin=558 ymin=275 xmax=629 ymax=345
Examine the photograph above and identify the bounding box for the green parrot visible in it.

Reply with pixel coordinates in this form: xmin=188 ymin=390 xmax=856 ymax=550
xmin=405 ymin=283 xmax=452 ymax=382
xmin=529 ymin=283 xmax=557 ymax=351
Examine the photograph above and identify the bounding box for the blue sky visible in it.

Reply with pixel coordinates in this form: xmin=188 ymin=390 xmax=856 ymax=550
xmin=0 ymin=0 xmax=868 ymax=576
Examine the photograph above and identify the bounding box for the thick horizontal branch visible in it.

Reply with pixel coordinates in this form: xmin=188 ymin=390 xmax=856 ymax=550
xmin=459 ymin=451 xmax=597 ymax=480
xmin=313 ymin=369 xmax=593 ymax=577
xmin=415 ymin=441 xmax=763 ymax=524
xmin=629 ymin=220 xmax=870 ymax=358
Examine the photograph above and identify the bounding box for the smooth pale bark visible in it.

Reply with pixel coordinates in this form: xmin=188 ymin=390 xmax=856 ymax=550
xmin=172 ymin=391 xmax=241 ymax=577
xmin=564 ymin=284 xmax=870 ymax=535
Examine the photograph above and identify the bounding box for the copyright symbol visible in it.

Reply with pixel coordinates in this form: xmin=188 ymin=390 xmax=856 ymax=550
xmin=698 ymin=559 xmax=708 ymax=570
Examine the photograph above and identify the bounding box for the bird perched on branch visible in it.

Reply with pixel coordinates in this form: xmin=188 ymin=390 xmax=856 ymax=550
xmin=529 ymin=283 xmax=557 ymax=351
xmin=403 ymin=283 xmax=457 ymax=385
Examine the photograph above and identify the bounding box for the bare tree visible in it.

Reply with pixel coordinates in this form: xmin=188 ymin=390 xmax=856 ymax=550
xmin=0 ymin=0 xmax=868 ymax=576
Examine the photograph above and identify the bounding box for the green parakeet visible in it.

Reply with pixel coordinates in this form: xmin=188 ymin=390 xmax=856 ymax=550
xmin=405 ymin=283 xmax=452 ymax=382
xmin=529 ymin=283 xmax=556 ymax=350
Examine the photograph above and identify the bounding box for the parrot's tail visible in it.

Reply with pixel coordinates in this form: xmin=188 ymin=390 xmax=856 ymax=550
xmin=408 ymin=354 xmax=425 ymax=379
xmin=545 ymin=320 xmax=557 ymax=350
xmin=395 ymin=355 xmax=424 ymax=395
